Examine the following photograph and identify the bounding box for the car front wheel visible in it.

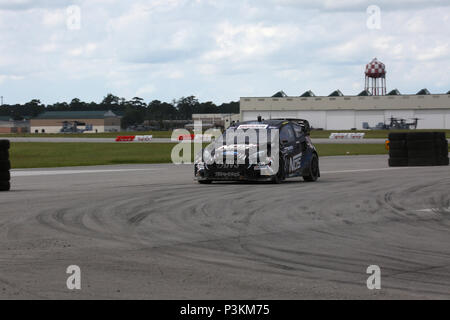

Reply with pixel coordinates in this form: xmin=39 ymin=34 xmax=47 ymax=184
xmin=303 ymin=154 xmax=319 ymax=182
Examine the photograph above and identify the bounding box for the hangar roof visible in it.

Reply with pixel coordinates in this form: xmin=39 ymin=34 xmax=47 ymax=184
xmin=34 ymin=110 xmax=119 ymax=119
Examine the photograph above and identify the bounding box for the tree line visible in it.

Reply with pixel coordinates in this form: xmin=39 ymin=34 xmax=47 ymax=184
xmin=0 ymin=94 xmax=240 ymax=128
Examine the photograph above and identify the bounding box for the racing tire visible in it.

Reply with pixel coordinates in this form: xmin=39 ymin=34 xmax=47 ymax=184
xmin=0 ymin=171 xmax=10 ymax=181
xmin=408 ymin=149 xmax=435 ymax=158
xmin=434 ymin=132 xmax=447 ymax=141
xmin=408 ymin=157 xmax=436 ymax=166
xmin=436 ymin=157 xmax=449 ymax=166
xmin=388 ymin=158 xmax=408 ymax=167
xmin=389 ymin=149 xmax=408 ymax=158
xmin=198 ymin=180 xmax=212 ymax=184
xmin=0 ymin=140 xmax=10 ymax=150
xmin=407 ymin=140 xmax=435 ymax=150
xmin=434 ymin=140 xmax=448 ymax=156
xmin=388 ymin=133 xmax=407 ymax=141
xmin=0 ymin=150 xmax=9 ymax=160
xmin=389 ymin=140 xmax=407 ymax=149
xmin=271 ymin=157 xmax=286 ymax=184
xmin=303 ymin=153 xmax=319 ymax=182
xmin=0 ymin=181 xmax=10 ymax=191
xmin=407 ymin=132 xmax=435 ymax=141
xmin=0 ymin=160 xmax=11 ymax=171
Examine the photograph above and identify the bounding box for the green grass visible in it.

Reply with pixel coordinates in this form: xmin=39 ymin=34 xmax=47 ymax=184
xmin=9 ymin=142 xmax=396 ymax=169
xmin=10 ymin=142 xmax=177 ymax=168
xmin=1 ymin=130 xmax=173 ymax=138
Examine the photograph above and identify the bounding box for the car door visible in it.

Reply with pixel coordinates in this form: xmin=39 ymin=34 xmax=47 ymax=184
xmin=279 ymin=124 xmax=298 ymax=175
xmin=291 ymin=123 xmax=307 ymax=173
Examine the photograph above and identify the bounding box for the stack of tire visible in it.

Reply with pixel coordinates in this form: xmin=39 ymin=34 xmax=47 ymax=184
xmin=0 ymin=140 xmax=11 ymax=191
xmin=389 ymin=132 xmax=449 ymax=167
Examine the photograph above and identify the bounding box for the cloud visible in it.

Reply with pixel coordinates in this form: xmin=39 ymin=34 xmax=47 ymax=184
xmin=0 ymin=0 xmax=449 ymax=104
xmin=272 ymin=0 xmax=450 ymax=11
xmin=0 ymin=0 xmax=74 ymax=11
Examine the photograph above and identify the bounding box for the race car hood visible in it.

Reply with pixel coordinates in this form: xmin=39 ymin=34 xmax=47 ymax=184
xmin=208 ymin=143 xmax=273 ymax=164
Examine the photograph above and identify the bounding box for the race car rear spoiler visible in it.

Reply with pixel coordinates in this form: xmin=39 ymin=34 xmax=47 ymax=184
xmin=272 ymin=118 xmax=311 ymax=135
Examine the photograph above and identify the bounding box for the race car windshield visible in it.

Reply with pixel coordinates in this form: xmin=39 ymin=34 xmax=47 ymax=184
xmin=220 ymin=128 xmax=277 ymax=146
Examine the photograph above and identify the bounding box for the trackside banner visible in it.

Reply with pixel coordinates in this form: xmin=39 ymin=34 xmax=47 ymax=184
xmin=171 ymin=134 xmax=213 ymax=142
xmin=329 ymin=133 xmax=365 ymax=139
xmin=115 ymin=135 xmax=153 ymax=142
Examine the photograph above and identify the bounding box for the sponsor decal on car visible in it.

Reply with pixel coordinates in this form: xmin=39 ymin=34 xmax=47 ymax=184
xmin=215 ymin=172 xmax=241 ymax=177
xmin=237 ymin=124 xmax=269 ymax=130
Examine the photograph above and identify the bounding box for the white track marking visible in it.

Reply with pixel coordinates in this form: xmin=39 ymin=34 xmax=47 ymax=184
xmin=11 ymin=168 xmax=160 ymax=177
xmin=417 ymin=207 xmax=450 ymax=213
xmin=321 ymin=167 xmax=417 ymax=174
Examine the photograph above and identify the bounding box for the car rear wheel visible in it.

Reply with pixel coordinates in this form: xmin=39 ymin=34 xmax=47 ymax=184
xmin=303 ymin=154 xmax=319 ymax=182
xmin=271 ymin=157 xmax=286 ymax=184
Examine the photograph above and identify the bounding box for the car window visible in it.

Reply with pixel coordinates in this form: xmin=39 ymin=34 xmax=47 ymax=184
xmin=292 ymin=124 xmax=304 ymax=138
xmin=280 ymin=125 xmax=295 ymax=143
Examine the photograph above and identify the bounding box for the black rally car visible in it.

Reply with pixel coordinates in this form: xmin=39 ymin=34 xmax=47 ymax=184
xmin=194 ymin=118 xmax=320 ymax=183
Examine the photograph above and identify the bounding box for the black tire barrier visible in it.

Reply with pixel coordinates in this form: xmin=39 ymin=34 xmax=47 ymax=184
xmin=407 ymin=132 xmax=435 ymax=141
xmin=0 ymin=139 xmax=10 ymax=150
xmin=389 ymin=132 xmax=448 ymax=167
xmin=0 ymin=160 xmax=11 ymax=171
xmin=437 ymin=157 xmax=449 ymax=166
xmin=389 ymin=149 xmax=408 ymax=158
xmin=0 ymin=171 xmax=10 ymax=181
xmin=407 ymin=140 xmax=435 ymax=150
xmin=434 ymin=132 xmax=447 ymax=141
xmin=389 ymin=140 xmax=407 ymax=149
xmin=0 ymin=150 xmax=9 ymax=160
xmin=434 ymin=139 xmax=448 ymax=151
xmin=389 ymin=158 xmax=409 ymax=167
xmin=388 ymin=132 xmax=408 ymax=141
xmin=0 ymin=181 xmax=10 ymax=191
xmin=408 ymin=148 xmax=435 ymax=158
xmin=408 ymin=157 xmax=436 ymax=166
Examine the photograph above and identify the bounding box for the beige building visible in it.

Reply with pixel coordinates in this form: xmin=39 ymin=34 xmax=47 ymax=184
xmin=240 ymin=90 xmax=450 ymax=130
xmin=0 ymin=117 xmax=29 ymax=133
xmin=30 ymin=111 xmax=121 ymax=133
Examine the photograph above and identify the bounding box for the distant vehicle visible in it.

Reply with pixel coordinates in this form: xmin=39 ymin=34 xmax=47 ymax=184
xmin=194 ymin=118 xmax=320 ymax=184
xmin=363 ymin=117 xmax=420 ymax=130
xmin=126 ymin=125 xmax=158 ymax=132
xmin=59 ymin=121 xmax=89 ymax=133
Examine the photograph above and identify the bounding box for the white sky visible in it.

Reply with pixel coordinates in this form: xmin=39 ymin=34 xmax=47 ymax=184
xmin=0 ymin=0 xmax=449 ymax=104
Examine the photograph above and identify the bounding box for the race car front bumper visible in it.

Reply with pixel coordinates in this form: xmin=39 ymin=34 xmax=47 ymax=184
xmin=195 ymin=163 xmax=275 ymax=182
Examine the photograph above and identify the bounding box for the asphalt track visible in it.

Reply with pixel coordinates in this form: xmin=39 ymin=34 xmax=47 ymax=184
xmin=1 ymin=155 xmax=449 ymax=299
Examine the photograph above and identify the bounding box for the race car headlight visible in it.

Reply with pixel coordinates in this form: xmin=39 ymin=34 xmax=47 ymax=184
xmin=196 ymin=149 xmax=214 ymax=164
xmin=194 ymin=151 xmax=203 ymax=164
xmin=249 ymin=151 xmax=270 ymax=164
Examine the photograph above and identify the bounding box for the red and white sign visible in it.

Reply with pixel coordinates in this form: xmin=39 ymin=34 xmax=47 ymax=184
xmin=116 ymin=135 xmax=153 ymax=142
xmin=171 ymin=134 xmax=213 ymax=142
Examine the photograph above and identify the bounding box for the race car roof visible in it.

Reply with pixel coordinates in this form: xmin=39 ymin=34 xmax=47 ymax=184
xmin=231 ymin=120 xmax=286 ymax=129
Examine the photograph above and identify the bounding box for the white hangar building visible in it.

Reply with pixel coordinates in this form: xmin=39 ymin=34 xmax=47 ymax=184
xmin=240 ymin=58 xmax=450 ymax=130
xmin=240 ymin=89 xmax=450 ymax=130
